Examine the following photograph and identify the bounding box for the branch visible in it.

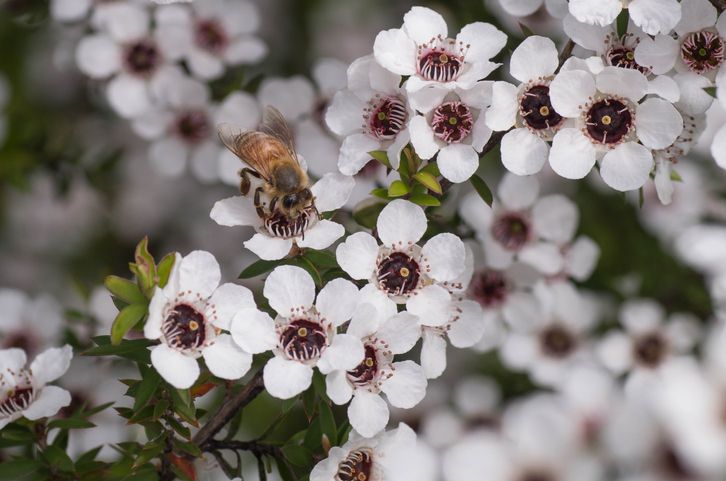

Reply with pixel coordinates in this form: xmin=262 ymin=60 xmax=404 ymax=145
xmin=205 ymin=439 xmax=280 ymax=458
xmin=557 ymin=39 xmax=575 ymax=72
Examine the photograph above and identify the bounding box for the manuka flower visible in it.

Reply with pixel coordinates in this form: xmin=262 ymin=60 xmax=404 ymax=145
xmin=336 ymin=200 xmax=467 ymax=320
xmin=0 ymin=346 xmax=73 ymax=430
xmin=373 ymin=6 xmax=506 ymax=104
xmin=210 ymin=172 xmax=355 ymax=260
xmin=144 ymin=250 xmax=257 ymax=389
xmin=567 ymin=0 xmax=681 ymax=36
xmin=230 ymin=266 xmax=364 ymax=400
xmin=0 ymin=289 xmax=63 ymax=356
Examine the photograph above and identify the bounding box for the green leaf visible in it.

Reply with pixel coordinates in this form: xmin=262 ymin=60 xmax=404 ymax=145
xmin=84 ymin=337 xmax=154 ymax=363
xmin=47 ymin=418 xmax=95 ymax=430
xmin=0 ymin=459 xmax=43 ymax=480
xmin=387 ymin=180 xmax=410 ymax=197
xmin=413 ymin=171 xmax=442 ymax=194
xmin=302 ymin=385 xmax=316 ymax=419
xmin=133 ymin=365 xmax=161 ymax=411
xmin=670 ymin=169 xmax=683 ymax=182
xmin=302 ymin=250 xmax=338 ymax=269
xmin=408 ymin=193 xmax=441 ymax=207
xmin=616 ymin=9 xmax=629 ymax=37
xmin=281 ymin=444 xmax=313 ymax=468
xmin=133 ymin=237 xmax=157 ymax=297
xmin=368 ymin=150 xmax=392 ymax=169
xmin=704 ymin=86 xmax=717 ymax=98
xmin=173 ymin=438 xmax=203 ymax=458
xmin=519 ymin=22 xmax=534 ymax=37
xmin=104 ymin=276 xmax=146 ymax=304
xmin=370 ymin=187 xmax=390 ymax=200
xmin=318 ymin=402 xmax=337 ymax=446
xmin=111 ymin=303 xmax=148 ymax=345
xmin=419 ymin=162 xmax=440 ymax=177
xmin=153 ymin=399 xmax=170 ymax=420
xmin=239 ymin=259 xmax=285 ymax=279
xmin=42 ymin=445 xmax=75 ymax=472
xmin=352 ymin=202 xmax=386 ymax=229
xmin=470 ymin=174 xmax=493 ymax=206
xmin=291 ymin=257 xmax=323 ymax=287
xmin=156 ymin=252 xmax=176 ymax=288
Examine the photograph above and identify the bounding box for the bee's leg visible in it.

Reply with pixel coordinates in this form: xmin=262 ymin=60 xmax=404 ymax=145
xmin=269 ymin=196 xmax=279 ymax=213
xmin=239 ymin=168 xmax=262 ymax=196
xmin=254 ymin=187 xmax=266 ymax=219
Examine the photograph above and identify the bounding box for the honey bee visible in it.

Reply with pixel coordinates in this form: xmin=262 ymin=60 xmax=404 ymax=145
xmin=218 ymin=106 xmax=319 ymax=239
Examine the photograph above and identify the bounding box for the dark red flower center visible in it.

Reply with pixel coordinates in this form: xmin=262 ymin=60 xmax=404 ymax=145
xmin=539 ymin=324 xmax=577 ymax=358
xmin=377 ymin=251 xmax=421 ymax=296
xmin=175 ymin=109 xmax=211 ymax=144
xmin=280 ymin=319 xmax=327 ymax=362
xmin=519 ymin=84 xmax=564 ymax=131
xmin=123 ymin=39 xmax=161 ymax=77
xmin=468 ymin=269 xmax=509 ymax=308
xmin=0 ymin=386 xmax=34 ymax=418
xmin=347 ymin=344 xmax=379 ymax=387
xmin=633 ymin=332 xmax=668 ymax=367
xmin=163 ymin=304 xmax=206 ymax=351
xmin=606 ymin=46 xmax=650 ymax=74
xmin=584 ymin=98 xmax=633 ymax=145
xmin=681 ymin=30 xmax=725 ymax=74
xmin=366 ymin=96 xmax=408 ymax=140
xmin=431 ymin=101 xmax=473 ymax=143
xmin=195 ymin=19 xmax=229 ymax=54
xmin=417 ymin=39 xmax=465 ymax=82
xmin=491 ymin=212 xmax=531 ymax=251
xmin=337 ymin=448 xmax=374 ymax=481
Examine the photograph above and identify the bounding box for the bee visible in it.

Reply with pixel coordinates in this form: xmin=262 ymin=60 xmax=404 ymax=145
xmin=218 ymin=106 xmax=319 ymax=239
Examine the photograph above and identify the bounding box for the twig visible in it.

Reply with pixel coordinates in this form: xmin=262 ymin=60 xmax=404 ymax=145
xmin=557 ymin=39 xmax=575 ymax=72
xmin=205 ymin=439 xmax=280 ymax=457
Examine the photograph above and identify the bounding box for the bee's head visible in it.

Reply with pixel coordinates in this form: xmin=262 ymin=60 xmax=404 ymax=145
xmin=281 ymin=189 xmax=314 ymax=218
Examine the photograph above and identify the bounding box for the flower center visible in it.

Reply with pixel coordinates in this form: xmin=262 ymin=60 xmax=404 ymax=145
xmin=519 ymin=84 xmax=564 ymax=132
xmin=347 ymin=344 xmax=379 ymax=387
xmin=633 ymin=332 xmax=668 ymax=367
xmin=468 ymin=269 xmax=508 ymax=308
xmin=606 ymin=46 xmax=650 ymax=74
xmin=264 ymin=206 xmax=317 ymax=239
xmin=123 ymin=39 xmax=161 ymax=77
xmin=491 ymin=212 xmax=531 ymax=251
xmin=280 ymin=319 xmax=327 ymax=362
xmin=162 ymin=304 xmax=206 ymax=351
xmin=376 ymin=251 xmax=421 ymax=297
xmin=583 ymin=97 xmax=634 ymax=146
xmin=539 ymin=324 xmax=577 ymax=358
xmin=2 ymin=331 xmax=37 ymax=355
xmin=681 ymin=30 xmax=725 ymax=74
xmin=366 ymin=96 xmax=408 ymax=140
xmin=337 ymin=448 xmax=374 ymax=481
xmin=175 ymin=109 xmax=211 ymax=144
xmin=417 ymin=37 xmax=466 ymax=82
xmin=431 ymin=101 xmax=473 ymax=143
xmin=195 ymin=19 xmax=229 ymax=54
xmin=0 ymin=384 xmax=35 ymax=418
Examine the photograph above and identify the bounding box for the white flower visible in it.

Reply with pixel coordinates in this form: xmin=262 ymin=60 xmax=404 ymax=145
xmin=326 ymin=55 xmax=412 ymax=176
xmin=486 ymin=35 xmax=570 ymax=176
xmin=0 ymin=289 xmax=63 ymax=357
xmin=131 ymin=69 xmax=257 ymax=181
xmin=50 ymin=0 xmax=145 ymax=23
xmin=549 ymin=65 xmax=683 ymax=191
xmin=74 ymin=2 xmax=176 ymax=118
xmin=497 ymin=0 xmax=568 ymax=18
xmin=336 ymin=200 xmax=466 ymax=318
xmin=325 ymin=301 xmax=426 ymax=437
xmin=231 ymin=266 xmax=364 ymax=400
xmin=373 ymin=6 xmax=506 ymax=103
xmin=0 ymin=346 xmax=73 ymax=430
xmin=210 ymin=172 xmax=355 ymax=260
xmin=310 ymin=423 xmax=425 ymax=481
xmin=144 ymin=251 xmax=257 ymax=389
xmin=597 ymin=298 xmax=701 ymax=394
xmin=568 ymin=0 xmax=681 ymax=36
xmin=154 ymin=0 xmax=266 ymax=81
xmin=408 ymin=82 xmax=492 ymax=183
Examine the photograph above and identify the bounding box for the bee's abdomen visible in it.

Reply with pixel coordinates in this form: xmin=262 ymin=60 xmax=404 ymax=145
xmin=273 ymin=164 xmax=302 ymax=193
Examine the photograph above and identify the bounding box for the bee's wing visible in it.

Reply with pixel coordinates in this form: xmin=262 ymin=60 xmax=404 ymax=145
xmin=259 ymin=106 xmax=301 ymax=165
xmin=217 ymin=123 xmax=278 ymax=181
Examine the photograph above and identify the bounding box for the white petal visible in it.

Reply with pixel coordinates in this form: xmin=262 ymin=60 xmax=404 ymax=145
xmin=326 ymin=370 xmax=354 ymax=405
xmin=296 ymin=220 xmax=345 ymax=251
xmin=456 ymin=22 xmax=507 ymax=63
xmin=500 ymin=128 xmax=548 ymax=176
xmin=22 ymin=386 xmax=71 ymax=420
xmin=629 ymin=0 xmax=681 ymax=36
xmin=621 ymin=299 xmax=664 ymax=334
xmin=596 ymin=67 xmax=648 ymax=102
xmin=568 ymin=0 xmax=621 ymax=27
xmin=337 ymin=133 xmax=381 ymax=176
xmin=225 ymin=37 xmax=267 ymax=64
xmin=600 ymin=142 xmax=654 ymax=191
xmin=347 ymin=302 xmax=382 ymax=339
xmin=244 ymin=234 xmax=293 ymax=261
xmin=151 ymin=344 xmax=200 ymax=389
xmin=532 ymin=194 xmax=578 ymax=243
xmin=231 ymin=308 xmax=277 ymax=354
xmin=377 ymin=199 xmax=427 ymax=247
xmin=190 ymin=142 xmax=221 ymax=184
xmin=92 ymin=3 xmax=149 ymax=42
xmin=448 ymin=300 xmax=487 ymax=348
xmin=597 ymin=332 xmax=633 ymax=374
xmin=207 ymin=283 xmax=255 ymax=330
xmin=438 ymin=144 xmax=479 ymax=183
xmin=203 ymin=334 xmax=252 ymax=380
xmin=326 ymin=91 xmax=367 ymax=136
xmin=406 ymin=284 xmax=452 ymax=327
xmin=210 ymin=196 xmax=260 ymax=227
xmin=402 ymin=6 xmax=448 ymax=44
xmin=264 ymin=265 xmax=316 ymax=316
xmin=318 ymin=334 xmax=365 ymax=374
xmin=381 ymin=360 xmax=427 ymax=408
xmin=336 ymin=232 xmax=380 ymax=280
xmin=565 ymin=236 xmax=600 ymax=281
xmin=376 ymin=311 xmax=422 ymax=355
xmin=258 ymin=76 xmax=315 ymax=121
xmin=502 ymin=291 xmax=544 ymax=332
xmin=263 ymin=356 xmax=313 ymax=399
xmin=30 ymin=345 xmax=72 ymax=386
xmin=675 ymin=72 xmax=714 ymax=116
xmin=188 ymin=48 xmax=225 ymax=80
xmin=349 ymin=390 xmax=389 ymax=438
xmin=647 ymin=75 xmax=680 ymax=103
xmin=712 ymin=124 xmax=726 ymax=169
xmin=409 ymin=115 xmax=441 ymax=160
xmin=149 ymin=138 xmax=187 ymax=178
xmin=421 ymin=330 xmax=447 ymax=379
xmin=518 ymin=242 xmax=565 ymax=275
xmin=497 ymin=172 xmax=540 ymax=209
xmin=675 ymin=0 xmax=716 ymax=36
xmin=107 ymin=74 xmax=152 ymax=119
xmin=316 ymin=279 xmax=360 ymax=327
xmin=421 ymin=233 xmax=466 ymax=282
xmin=499 ymin=0 xmax=543 ymax=16
xmin=178 ymin=250 xmax=221 ymax=299
xmin=75 ymin=34 xmax=120 ymax=78
xmin=636 ymin=98 xmax=683 ymax=150
xmin=549 ymin=69 xmax=596 ymax=118
xmin=486 ymin=81 xmax=519 ymax=131
xmin=406 ymin=81 xmax=449 ymax=111
xmin=311 ymin=173 xmax=356 ymax=212
xmin=373 ymin=28 xmax=417 ymax=76
xmin=509 ymin=35 xmax=559 ymax=83
xmin=51 ymin=0 xmax=91 ymax=22
xmin=563 ymin=14 xmax=610 ymax=52
xmin=216 ymin=91 xmax=261 ymax=128
xmin=635 ymin=35 xmax=679 ymax=75
xmin=549 ymin=128 xmax=597 ymax=179
xmin=0 ymin=348 xmax=27 ymax=374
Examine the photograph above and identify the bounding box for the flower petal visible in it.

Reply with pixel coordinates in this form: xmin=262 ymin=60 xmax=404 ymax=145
xmin=336 ymin=232 xmax=380 ymax=280
xmin=231 ymin=308 xmax=277 ymax=354
xmin=151 ymin=344 xmax=200 ymax=389
xmin=421 ymin=233 xmax=466 ymax=282
xmin=596 ymin=67 xmax=648 ymax=102
xmin=178 ymin=250 xmax=221 ymax=299
xmin=326 ymin=370 xmax=354 ymax=405
xmin=406 ymin=284 xmax=452 ymax=327
xmin=519 ymin=241 xmax=565 ymax=275
xmin=409 ymin=115 xmax=441 ymax=160
xmin=532 ymin=194 xmax=578 ymax=243
xmin=438 ymin=144 xmax=479 ymax=183
xmin=30 ymin=345 xmax=73 ymax=386
xmin=457 ymin=22 xmax=507 ymax=64
xmin=210 ymin=196 xmax=260 ymax=227
xmin=600 ymin=142 xmax=653 ymax=192
xmin=106 ymin=74 xmax=151 ymax=118
xmin=565 ymin=236 xmax=600 ymax=281
xmin=75 ymin=34 xmax=121 ymax=79
xmin=629 ymin=0 xmax=681 ymax=36
xmin=636 ymin=98 xmax=683 ymax=150
xmin=349 ymin=390 xmax=389 ymax=438
xmin=203 ymin=334 xmax=252 ymax=380
xmin=421 ymin=330 xmax=447 ymax=378
xmin=22 ymin=386 xmax=71 ymax=420
xmin=568 ymin=0 xmax=621 ymax=27
xmin=244 ymin=234 xmax=293 ymax=261
xmin=377 ymin=199 xmax=427 ymax=247
xmin=337 ymin=133 xmax=381 ymax=176
xmin=486 ymin=81 xmax=519 ymax=131
xmin=634 ymin=35 xmax=679 ymax=75
xmin=402 ymin=6 xmax=448 ymax=44
xmin=500 ymin=128 xmax=549 ymax=176
xmin=549 ymin=69 xmax=595 ymax=118
xmin=509 ymin=35 xmax=559 ymax=83
xmin=448 ymin=300 xmax=487 ymax=348
xmin=497 ymin=172 xmax=540 ymax=209
xmin=318 ymin=334 xmax=365 ymax=374
xmin=264 ymin=265 xmax=316 ymax=316
xmin=373 ymin=28 xmax=417 ymax=76
xmin=316 ymin=279 xmax=360 ymax=327
xmin=296 ymin=220 xmax=345 ymax=251
xmin=563 ymin=14 xmax=610 ymax=52
xmin=376 ymin=311 xmax=422 ymax=354
xmin=263 ymin=356 xmax=313 ymax=399
xmin=549 ymin=128 xmax=597 ymax=179
xmin=0 ymin=348 xmax=27 ymax=376
xmin=381 ymin=360 xmax=427 ymax=408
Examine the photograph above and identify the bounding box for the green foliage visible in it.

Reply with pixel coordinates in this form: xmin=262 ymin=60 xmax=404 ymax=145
xmin=470 ymin=174 xmax=494 ymax=206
